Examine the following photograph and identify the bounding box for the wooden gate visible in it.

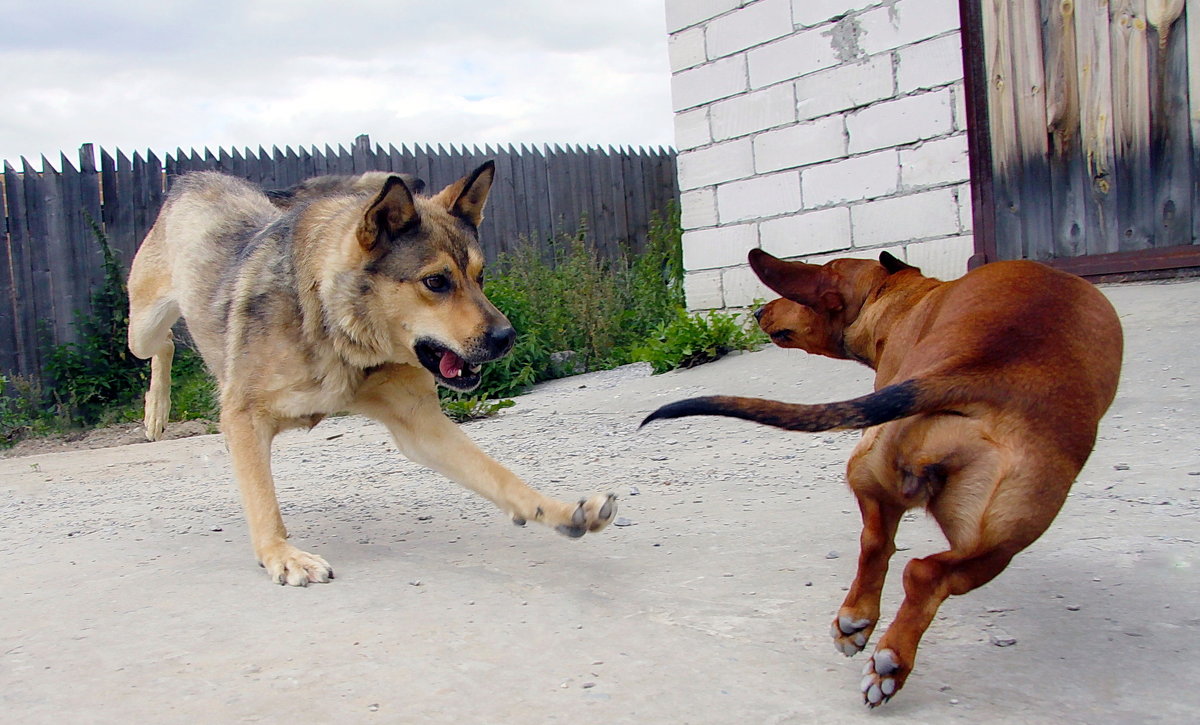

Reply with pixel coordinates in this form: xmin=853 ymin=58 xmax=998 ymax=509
xmin=961 ymin=0 xmax=1200 ymax=276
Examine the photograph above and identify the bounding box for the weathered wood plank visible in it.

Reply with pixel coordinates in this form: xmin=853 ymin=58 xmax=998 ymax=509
xmin=23 ymin=158 xmax=67 ymax=346
xmin=351 ymin=134 xmax=369 ymax=173
xmin=1146 ymin=0 xmax=1192 ymax=247
xmin=145 ymin=151 xmax=164 ymax=247
xmin=3 ymin=161 xmax=38 ymax=375
xmin=1074 ymin=0 xmax=1122 ymax=255
xmin=1110 ymin=0 xmax=1156 ymax=250
xmin=1043 ymin=0 xmax=1089 ymax=258
xmin=78 ymin=145 xmax=106 ymax=289
xmin=60 ymin=153 xmax=97 ymax=312
xmin=524 ymin=144 xmax=552 ymax=248
xmin=1188 ymin=0 xmax=1200 ymax=244
xmin=1007 ymin=0 xmax=1054 ymax=261
xmin=0 ymin=171 xmax=16 ymax=374
xmin=115 ymin=150 xmax=137 ymax=259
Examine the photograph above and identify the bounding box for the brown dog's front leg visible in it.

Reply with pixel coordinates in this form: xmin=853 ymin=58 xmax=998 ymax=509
xmin=221 ymin=409 xmax=333 ymax=586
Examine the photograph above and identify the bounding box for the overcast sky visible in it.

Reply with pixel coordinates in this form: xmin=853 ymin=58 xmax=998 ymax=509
xmin=0 ymin=0 xmax=675 ymax=166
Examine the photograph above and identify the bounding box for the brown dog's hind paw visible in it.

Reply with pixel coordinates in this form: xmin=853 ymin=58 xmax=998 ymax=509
xmin=860 ymin=648 xmax=904 ymax=708
xmin=554 ymin=493 xmax=617 ymax=538
xmin=831 ymin=613 xmax=875 ymax=656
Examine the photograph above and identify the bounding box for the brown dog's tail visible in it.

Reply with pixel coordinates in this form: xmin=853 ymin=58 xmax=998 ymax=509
xmin=641 ymin=379 xmax=937 ymax=432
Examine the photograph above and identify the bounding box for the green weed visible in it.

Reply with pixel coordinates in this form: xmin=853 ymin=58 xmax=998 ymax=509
xmin=632 ymin=308 xmax=767 ymax=375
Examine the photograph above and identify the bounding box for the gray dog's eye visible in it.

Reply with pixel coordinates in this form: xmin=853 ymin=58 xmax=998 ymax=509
xmin=422 ymin=274 xmax=450 ymax=293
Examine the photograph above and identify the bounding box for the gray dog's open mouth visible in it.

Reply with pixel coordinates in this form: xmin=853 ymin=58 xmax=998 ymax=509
xmin=415 ymin=340 xmax=483 ymax=391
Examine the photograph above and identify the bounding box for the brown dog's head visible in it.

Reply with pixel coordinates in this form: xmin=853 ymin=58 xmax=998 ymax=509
xmin=331 ymin=162 xmax=514 ymax=392
xmin=749 ymin=248 xmax=917 ymax=362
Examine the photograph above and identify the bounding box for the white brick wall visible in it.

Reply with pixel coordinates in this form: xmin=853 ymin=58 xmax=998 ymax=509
xmin=752 ymin=115 xmax=846 ymax=173
xmin=801 ymin=149 xmax=898 ymax=207
xmin=665 ymin=0 xmax=742 ymax=34
xmin=716 ymin=171 xmax=803 ymax=223
xmin=676 ymin=138 xmax=753 ymax=190
xmin=667 ymin=0 xmax=973 ymax=310
xmin=671 ymin=55 xmax=747 ymax=112
xmin=710 ymin=84 xmax=796 ymax=141
xmin=705 ymin=0 xmax=793 ymax=59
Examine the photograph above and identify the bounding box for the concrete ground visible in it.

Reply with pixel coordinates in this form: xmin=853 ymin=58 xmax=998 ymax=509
xmin=2 ymin=279 xmax=1198 ymax=724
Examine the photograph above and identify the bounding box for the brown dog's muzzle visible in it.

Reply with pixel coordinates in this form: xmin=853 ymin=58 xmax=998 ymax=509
xmin=756 ymin=298 xmax=846 ymax=360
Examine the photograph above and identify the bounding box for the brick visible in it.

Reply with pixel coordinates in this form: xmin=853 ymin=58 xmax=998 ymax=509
xmin=794 ymin=54 xmax=893 ymax=120
xmin=896 ymin=32 xmax=963 ymax=93
xmin=723 ymin=264 xmax=775 ymax=307
xmin=851 ymin=187 xmax=960 ymax=246
xmin=754 ymin=115 xmax=846 ymax=173
xmin=706 ymin=0 xmax=794 ymax=59
xmin=748 ymin=27 xmax=840 ymax=89
xmin=792 ymin=0 xmax=882 ymax=28
xmin=669 ymin=26 xmax=708 ymax=72
xmin=683 ymin=223 xmax=759 ymax=270
xmin=717 ymin=171 xmax=803 ymax=223
xmin=677 ymin=138 xmax=754 ymax=190
xmin=801 ymin=149 xmax=898 ymax=208
xmin=673 ymin=107 xmax=711 ymax=151
xmin=681 ymin=188 xmax=719 ymax=230
xmin=898 ymin=133 xmax=970 ymax=189
xmin=759 ymin=207 xmax=852 ymax=258
xmin=903 ymin=234 xmax=973 ymax=279
xmin=672 ymin=55 xmax=748 ymax=112
xmin=802 ymin=245 xmax=905 ymax=265
xmin=846 ymin=88 xmax=954 ymax=154
xmin=666 ymin=0 xmax=742 ymax=33
xmin=953 ymin=81 xmax=968 ymax=131
xmin=858 ymin=0 xmax=960 ymax=55
xmin=710 ymin=84 xmax=796 ymax=141
xmin=685 ymin=269 xmax=725 ymax=310
xmin=957 ymin=182 xmax=974 ymax=233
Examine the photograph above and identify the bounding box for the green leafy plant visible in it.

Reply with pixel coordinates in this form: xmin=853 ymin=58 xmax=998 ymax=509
xmin=169 ymin=346 xmax=219 ymax=422
xmin=0 ymin=374 xmax=53 ymax=446
xmin=439 ymin=204 xmax=685 ymax=405
xmin=441 ymin=395 xmax=516 ymax=423
xmin=42 ymin=219 xmax=148 ymax=427
xmin=632 ymin=308 xmax=768 ymax=374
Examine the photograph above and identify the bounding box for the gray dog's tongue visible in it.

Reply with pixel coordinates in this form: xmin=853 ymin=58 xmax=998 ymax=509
xmin=439 ymin=350 xmax=464 ymax=378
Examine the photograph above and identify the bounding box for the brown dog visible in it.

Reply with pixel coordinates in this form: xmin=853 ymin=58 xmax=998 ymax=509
xmin=643 ymin=248 xmax=1123 ymax=706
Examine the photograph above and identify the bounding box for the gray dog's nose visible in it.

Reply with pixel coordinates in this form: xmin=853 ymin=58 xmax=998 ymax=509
xmin=487 ymin=325 xmax=516 ymax=357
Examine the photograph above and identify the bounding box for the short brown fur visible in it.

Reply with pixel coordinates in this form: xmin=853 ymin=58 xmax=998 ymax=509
xmin=644 ymin=248 xmax=1122 ymax=706
xmin=127 ymin=165 xmax=615 ymax=586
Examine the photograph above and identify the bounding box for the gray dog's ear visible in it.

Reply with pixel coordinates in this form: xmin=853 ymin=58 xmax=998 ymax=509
xmin=396 ymin=173 xmax=426 ymax=195
xmin=435 ymin=161 xmax=495 ymax=227
xmin=359 ymin=176 xmax=419 ymax=251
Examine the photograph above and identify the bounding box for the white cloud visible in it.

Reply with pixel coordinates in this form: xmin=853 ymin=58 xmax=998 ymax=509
xmin=0 ymin=0 xmax=674 ymax=164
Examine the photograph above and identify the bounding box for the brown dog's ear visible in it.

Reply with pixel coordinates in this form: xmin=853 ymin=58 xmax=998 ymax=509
xmin=433 ymin=161 xmax=495 ymax=227
xmin=879 ymin=251 xmax=918 ymax=274
xmin=748 ymin=248 xmax=843 ymax=311
xmin=358 ymin=176 xmax=419 ymax=252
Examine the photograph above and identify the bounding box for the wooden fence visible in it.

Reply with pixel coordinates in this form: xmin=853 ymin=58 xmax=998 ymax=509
xmin=0 ymin=135 xmax=678 ymax=380
xmin=972 ymin=0 xmax=1197 ymax=273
